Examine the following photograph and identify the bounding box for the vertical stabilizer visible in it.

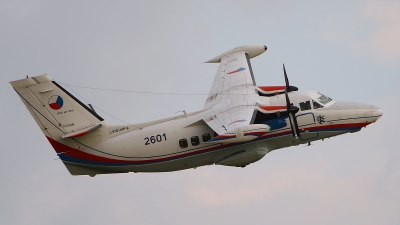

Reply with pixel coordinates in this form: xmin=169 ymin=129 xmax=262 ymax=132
xmin=10 ymin=75 xmax=108 ymax=150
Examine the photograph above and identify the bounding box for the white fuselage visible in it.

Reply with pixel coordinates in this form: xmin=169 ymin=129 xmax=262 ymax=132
xmin=65 ymin=90 xmax=381 ymax=174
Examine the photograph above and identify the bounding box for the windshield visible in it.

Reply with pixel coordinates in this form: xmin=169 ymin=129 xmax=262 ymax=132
xmin=316 ymin=94 xmax=332 ymax=105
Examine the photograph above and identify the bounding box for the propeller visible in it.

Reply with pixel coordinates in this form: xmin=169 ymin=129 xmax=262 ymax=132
xmin=283 ymin=64 xmax=300 ymax=138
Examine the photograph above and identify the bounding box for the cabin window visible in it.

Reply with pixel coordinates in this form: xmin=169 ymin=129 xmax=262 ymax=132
xmin=191 ymin=136 xmax=200 ymax=146
xmin=313 ymin=100 xmax=323 ymax=109
xmin=214 ymin=132 xmax=218 ymax=137
xmin=202 ymin=133 xmax=211 ymax=142
xmin=299 ymin=101 xmax=311 ymax=111
xmin=179 ymin=138 xmax=188 ymax=148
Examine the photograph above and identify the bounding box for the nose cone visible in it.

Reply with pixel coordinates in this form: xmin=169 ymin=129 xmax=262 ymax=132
xmin=372 ymin=105 xmax=383 ymax=121
xmin=333 ymin=102 xmax=382 ymax=123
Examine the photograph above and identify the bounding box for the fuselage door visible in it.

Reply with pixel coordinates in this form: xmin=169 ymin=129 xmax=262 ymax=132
xmin=296 ymin=112 xmax=318 ymax=141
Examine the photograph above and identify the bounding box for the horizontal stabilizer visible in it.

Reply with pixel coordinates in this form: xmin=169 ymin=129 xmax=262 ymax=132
xmin=205 ymin=45 xmax=267 ymax=63
xmin=62 ymin=123 xmax=102 ymax=139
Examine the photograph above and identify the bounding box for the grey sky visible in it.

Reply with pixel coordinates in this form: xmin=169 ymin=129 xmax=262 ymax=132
xmin=1 ymin=0 xmax=399 ymax=224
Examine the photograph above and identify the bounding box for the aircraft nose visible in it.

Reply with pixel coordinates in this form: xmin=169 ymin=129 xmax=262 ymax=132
xmin=371 ymin=105 xmax=383 ymax=121
xmin=358 ymin=103 xmax=382 ymax=122
xmin=357 ymin=103 xmax=383 ymax=122
xmin=334 ymin=102 xmax=382 ymax=123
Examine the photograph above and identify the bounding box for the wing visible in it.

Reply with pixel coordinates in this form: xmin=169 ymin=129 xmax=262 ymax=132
xmin=203 ymin=45 xmax=267 ymax=135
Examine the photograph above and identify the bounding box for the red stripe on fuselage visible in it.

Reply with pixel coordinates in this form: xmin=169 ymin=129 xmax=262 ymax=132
xmin=244 ymin=131 xmax=267 ymax=136
xmin=306 ymin=122 xmax=370 ymax=132
xmin=46 ymin=136 xmax=232 ymax=164
xmin=215 ymin=134 xmax=236 ymax=139
xmin=46 ymin=122 xmax=372 ymax=165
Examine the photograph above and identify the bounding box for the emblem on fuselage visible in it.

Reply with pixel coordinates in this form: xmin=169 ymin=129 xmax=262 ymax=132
xmin=317 ymin=115 xmax=325 ymax=124
xmin=48 ymin=95 xmax=63 ymax=110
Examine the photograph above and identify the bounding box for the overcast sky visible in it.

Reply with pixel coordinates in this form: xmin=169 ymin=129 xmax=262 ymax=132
xmin=1 ymin=0 xmax=399 ymax=224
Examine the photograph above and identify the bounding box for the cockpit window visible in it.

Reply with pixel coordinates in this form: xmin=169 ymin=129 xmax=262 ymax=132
xmin=313 ymin=100 xmax=323 ymax=109
xmin=299 ymin=101 xmax=311 ymax=111
xmin=316 ymin=94 xmax=332 ymax=105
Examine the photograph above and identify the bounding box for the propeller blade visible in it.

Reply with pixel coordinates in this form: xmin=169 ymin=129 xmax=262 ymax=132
xmin=283 ymin=64 xmax=290 ymax=87
xmin=288 ymin=112 xmax=300 ymax=137
xmin=282 ymin=63 xmax=300 ymax=138
xmin=283 ymin=64 xmax=291 ymax=110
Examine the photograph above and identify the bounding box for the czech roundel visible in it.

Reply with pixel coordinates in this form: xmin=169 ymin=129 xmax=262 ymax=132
xmin=48 ymin=95 xmax=64 ymax=110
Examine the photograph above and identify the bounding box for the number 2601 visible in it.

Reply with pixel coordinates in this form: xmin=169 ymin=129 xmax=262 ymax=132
xmin=144 ymin=133 xmax=167 ymax=145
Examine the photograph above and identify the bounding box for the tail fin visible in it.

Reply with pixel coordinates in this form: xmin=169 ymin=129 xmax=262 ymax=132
xmin=10 ymin=74 xmax=108 ymax=149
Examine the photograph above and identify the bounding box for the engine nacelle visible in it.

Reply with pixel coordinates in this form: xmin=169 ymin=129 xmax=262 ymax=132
xmin=207 ymin=124 xmax=270 ymax=144
xmin=264 ymin=117 xmax=287 ymax=130
xmin=256 ymin=85 xmax=298 ymax=96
